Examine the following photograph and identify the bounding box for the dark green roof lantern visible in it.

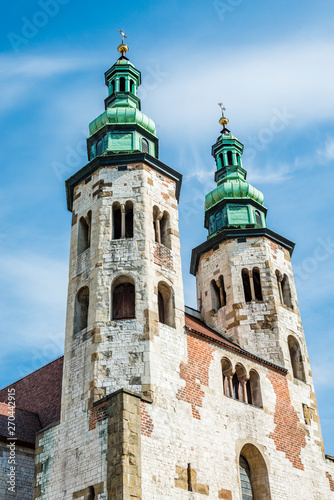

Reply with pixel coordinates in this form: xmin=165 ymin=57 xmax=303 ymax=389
xmin=204 ymin=106 xmax=267 ymax=238
xmin=87 ymin=36 xmax=159 ymax=161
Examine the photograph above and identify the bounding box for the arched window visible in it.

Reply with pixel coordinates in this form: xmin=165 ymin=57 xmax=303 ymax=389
xmin=77 ymin=211 xmax=91 ymax=255
xmin=119 ymin=77 xmax=126 ymax=92
xmin=227 ymin=150 xmax=233 ymax=165
xmin=130 ymin=79 xmax=135 ymax=93
xmin=288 ymin=335 xmax=305 ymax=381
xmin=142 ymin=138 xmax=149 ymax=154
xmin=73 ymin=286 xmax=89 ymax=334
xmin=249 ymin=370 xmax=263 ymax=408
xmin=235 ymin=364 xmax=247 ymax=402
xmin=210 ymin=279 xmax=221 ymax=313
xmin=239 ymin=445 xmax=271 ymax=499
xmin=221 ymin=358 xmax=233 ymax=397
xmin=282 ymin=274 xmax=293 ymax=308
xmin=232 ymin=373 xmax=239 ymax=400
xmin=239 ymin=456 xmax=253 ymax=500
xmin=153 ymin=207 xmax=171 ymax=249
xmin=157 ymin=282 xmax=174 ymax=327
xmin=112 ymin=278 xmax=135 ymax=320
xmin=87 ymin=486 xmax=95 ymax=500
xmin=255 ymin=210 xmax=262 ymax=227
xmin=112 ymin=202 xmax=122 ymax=240
xmin=242 ymin=269 xmax=252 ymax=302
xmin=111 ymin=80 xmax=115 ymax=94
xmin=252 ymin=267 xmax=263 ymax=301
xmin=219 ymin=153 xmax=224 ymax=168
xmin=125 ymin=201 xmax=133 ymax=238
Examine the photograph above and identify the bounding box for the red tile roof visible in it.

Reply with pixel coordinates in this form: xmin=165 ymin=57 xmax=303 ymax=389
xmin=185 ymin=313 xmax=287 ymax=373
xmin=0 ymin=356 xmax=63 ymax=430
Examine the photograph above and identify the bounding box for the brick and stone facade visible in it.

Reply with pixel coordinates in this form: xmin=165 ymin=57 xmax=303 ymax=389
xmin=0 ymin=46 xmax=333 ymax=500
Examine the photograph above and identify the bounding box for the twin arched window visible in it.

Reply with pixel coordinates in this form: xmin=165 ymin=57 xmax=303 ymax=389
xmin=210 ymin=275 xmax=226 ymax=313
xmin=153 ymin=206 xmax=171 ymax=249
xmin=242 ymin=268 xmax=263 ymax=302
xmin=276 ymin=270 xmax=293 ymax=309
xmin=222 ymin=358 xmax=262 ymax=408
xmin=77 ymin=211 xmax=92 ymax=255
xmin=112 ymin=201 xmax=133 ymax=239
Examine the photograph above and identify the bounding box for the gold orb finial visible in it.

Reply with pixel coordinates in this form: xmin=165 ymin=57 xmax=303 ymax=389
xmin=117 ymin=43 xmax=129 ymax=55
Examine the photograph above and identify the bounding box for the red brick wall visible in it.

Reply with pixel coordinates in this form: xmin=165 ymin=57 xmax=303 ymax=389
xmin=89 ymin=401 xmax=108 ymax=431
xmin=267 ymin=371 xmax=306 ymax=470
xmin=141 ymin=401 xmax=154 ymax=437
xmin=177 ymin=334 xmax=214 ymax=420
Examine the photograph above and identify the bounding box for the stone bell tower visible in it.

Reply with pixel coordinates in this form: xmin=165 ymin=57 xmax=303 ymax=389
xmin=190 ymin=105 xmax=317 ymax=382
xmin=33 ymin=37 xmax=185 ymax=499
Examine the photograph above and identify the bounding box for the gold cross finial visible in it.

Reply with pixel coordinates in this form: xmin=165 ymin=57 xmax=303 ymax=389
xmin=218 ymin=102 xmax=229 ymax=129
xmin=117 ymin=29 xmax=129 ymax=56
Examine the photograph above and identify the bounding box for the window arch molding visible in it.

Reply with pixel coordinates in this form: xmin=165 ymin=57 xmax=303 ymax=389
xmin=238 ymin=443 xmax=271 ymax=500
xmin=221 ymin=359 xmax=263 ymax=408
xmin=111 ymin=275 xmax=136 ymax=320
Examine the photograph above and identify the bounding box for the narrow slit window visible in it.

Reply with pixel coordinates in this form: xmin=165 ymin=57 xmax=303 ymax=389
xmin=158 ymin=282 xmax=174 ymax=327
xmin=113 ymin=203 xmax=122 ymax=240
xmin=288 ymin=336 xmax=305 ymax=381
xmin=73 ymin=286 xmax=89 ymax=334
xmin=77 ymin=211 xmax=91 ymax=255
xmin=125 ymin=201 xmax=133 ymax=238
xmin=253 ymin=268 xmax=263 ymax=301
xmin=242 ymin=269 xmax=252 ymax=302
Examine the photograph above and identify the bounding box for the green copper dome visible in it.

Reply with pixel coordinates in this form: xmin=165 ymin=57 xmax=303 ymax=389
xmin=205 ymin=178 xmax=264 ymax=210
xmin=89 ymin=107 xmax=156 ymax=137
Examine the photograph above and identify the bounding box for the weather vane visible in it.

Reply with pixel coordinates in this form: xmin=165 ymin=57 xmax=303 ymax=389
xmin=218 ymin=102 xmax=229 ymax=132
xmin=118 ymin=29 xmax=128 ymax=44
xmin=218 ymin=102 xmax=226 ymax=117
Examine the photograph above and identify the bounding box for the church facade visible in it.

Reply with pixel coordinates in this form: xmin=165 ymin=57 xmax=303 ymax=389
xmin=1 ymin=40 xmax=334 ymax=499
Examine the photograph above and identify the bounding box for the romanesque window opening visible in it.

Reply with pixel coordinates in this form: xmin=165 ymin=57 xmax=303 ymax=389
xmin=113 ymin=202 xmax=122 ymax=239
xmin=239 ymin=455 xmax=254 ymax=500
xmin=113 ymin=201 xmax=133 ymax=239
xmin=252 ymin=267 xmax=263 ymax=301
xmin=255 ymin=210 xmax=262 ymax=227
xmin=125 ymin=201 xmax=133 ymax=238
xmin=153 ymin=207 xmax=171 ymax=249
xmin=242 ymin=269 xmax=252 ymax=302
xmin=119 ymin=77 xmax=126 ymax=91
xmin=210 ymin=279 xmax=221 ymax=313
xmin=282 ymin=274 xmax=293 ymax=309
xmin=87 ymin=486 xmax=95 ymax=500
xmin=227 ymin=150 xmax=233 ymax=165
xmin=73 ymin=286 xmax=89 ymax=334
xmin=142 ymin=138 xmax=149 ymax=153
xmin=112 ymin=279 xmax=135 ymax=320
xmin=288 ymin=335 xmax=305 ymax=382
xmin=239 ymin=444 xmax=271 ymax=499
xmin=77 ymin=211 xmax=91 ymax=255
xmin=157 ymin=282 xmax=175 ymax=327
xmin=222 ymin=359 xmax=262 ymax=408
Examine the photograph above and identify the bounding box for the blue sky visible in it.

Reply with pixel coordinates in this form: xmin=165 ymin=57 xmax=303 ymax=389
xmin=1 ymin=0 xmax=334 ymax=451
